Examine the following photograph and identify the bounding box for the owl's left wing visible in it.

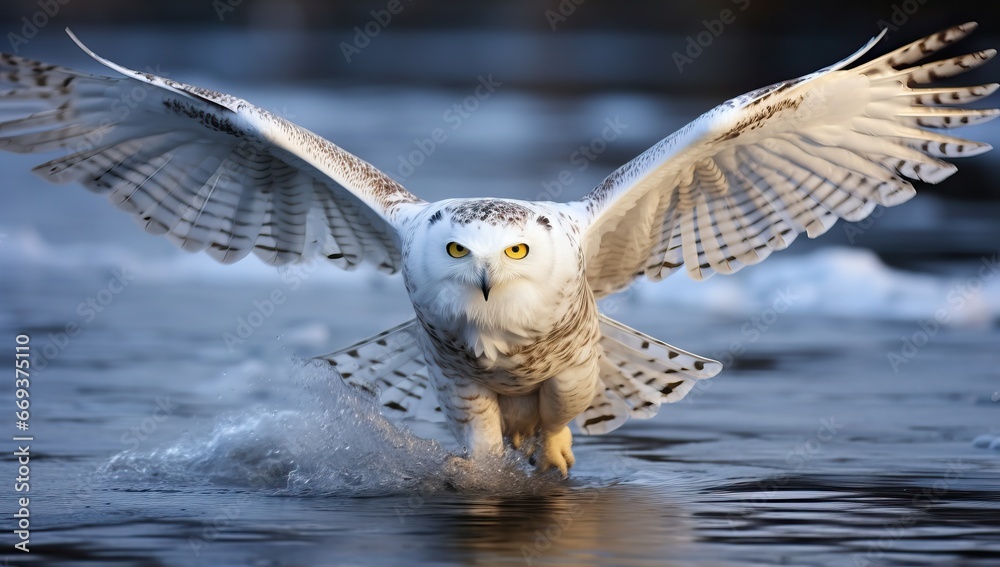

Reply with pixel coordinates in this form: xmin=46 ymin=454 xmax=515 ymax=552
xmin=1 ymin=31 xmax=425 ymax=272
xmin=573 ymin=23 xmax=997 ymax=298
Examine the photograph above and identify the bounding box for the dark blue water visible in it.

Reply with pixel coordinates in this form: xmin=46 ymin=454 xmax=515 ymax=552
xmin=1 ymin=71 xmax=999 ymax=566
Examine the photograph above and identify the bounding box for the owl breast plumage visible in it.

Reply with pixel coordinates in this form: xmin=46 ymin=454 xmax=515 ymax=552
xmin=2 ymin=24 xmax=995 ymax=476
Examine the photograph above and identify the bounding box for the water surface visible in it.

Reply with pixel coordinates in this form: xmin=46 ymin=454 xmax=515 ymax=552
xmin=2 ymin=83 xmax=999 ymax=567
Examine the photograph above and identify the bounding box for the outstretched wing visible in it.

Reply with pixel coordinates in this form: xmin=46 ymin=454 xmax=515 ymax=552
xmin=0 ymin=31 xmax=426 ymax=271
xmin=574 ymin=23 xmax=997 ymax=298
xmin=314 ymin=319 xmax=444 ymax=423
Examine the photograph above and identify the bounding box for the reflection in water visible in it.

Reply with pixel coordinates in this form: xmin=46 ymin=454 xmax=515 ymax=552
xmin=435 ymin=483 xmax=695 ymax=566
xmin=77 ymin=361 xmax=699 ymax=565
xmin=698 ymin=471 xmax=1000 ymax=566
xmin=4 ymin=64 xmax=999 ymax=562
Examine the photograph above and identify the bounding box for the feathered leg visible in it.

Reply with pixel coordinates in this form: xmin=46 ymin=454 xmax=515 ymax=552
xmin=430 ymin=368 xmax=504 ymax=458
xmin=498 ymin=394 xmax=539 ymax=456
xmin=536 ymin=359 xmax=601 ymax=477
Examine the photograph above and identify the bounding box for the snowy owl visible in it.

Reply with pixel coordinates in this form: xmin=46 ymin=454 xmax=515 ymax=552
xmin=2 ymin=24 xmax=996 ymax=476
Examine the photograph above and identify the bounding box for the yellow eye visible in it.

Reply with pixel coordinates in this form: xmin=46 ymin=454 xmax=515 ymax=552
xmin=504 ymin=243 xmax=529 ymax=260
xmin=447 ymin=242 xmax=469 ymax=258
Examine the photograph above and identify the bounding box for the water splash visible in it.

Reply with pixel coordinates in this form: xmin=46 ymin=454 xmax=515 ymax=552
xmin=102 ymin=360 xmax=559 ymax=496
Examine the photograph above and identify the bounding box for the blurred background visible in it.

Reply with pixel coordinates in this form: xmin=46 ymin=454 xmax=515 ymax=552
xmin=1 ymin=0 xmax=997 ymax=269
xmin=2 ymin=5 xmax=999 ymax=565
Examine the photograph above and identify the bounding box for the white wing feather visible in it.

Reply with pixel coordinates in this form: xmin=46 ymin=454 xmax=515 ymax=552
xmin=315 ymin=320 xmax=445 ymax=423
xmin=0 ymin=30 xmax=427 ymax=271
xmin=575 ymin=22 xmax=998 ymax=298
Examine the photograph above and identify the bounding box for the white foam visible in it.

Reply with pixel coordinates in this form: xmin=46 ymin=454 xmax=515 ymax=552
xmin=101 ymin=361 xmax=556 ymax=496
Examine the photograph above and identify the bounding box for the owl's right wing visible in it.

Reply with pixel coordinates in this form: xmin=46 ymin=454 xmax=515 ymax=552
xmin=1 ymin=31 xmax=427 ymax=272
xmin=572 ymin=23 xmax=997 ymax=298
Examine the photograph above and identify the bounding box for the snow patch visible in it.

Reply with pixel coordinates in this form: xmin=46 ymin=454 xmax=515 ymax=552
xmin=630 ymin=247 xmax=1000 ymax=326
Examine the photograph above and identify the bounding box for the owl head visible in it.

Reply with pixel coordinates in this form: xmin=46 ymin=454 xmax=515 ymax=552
xmin=403 ymin=198 xmax=581 ymax=326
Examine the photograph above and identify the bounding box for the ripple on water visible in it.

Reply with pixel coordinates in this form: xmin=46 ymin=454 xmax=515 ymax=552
xmin=100 ymin=360 xmax=565 ymax=497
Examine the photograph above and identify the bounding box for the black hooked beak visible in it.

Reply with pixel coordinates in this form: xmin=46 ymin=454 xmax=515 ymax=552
xmin=479 ymin=268 xmax=492 ymax=301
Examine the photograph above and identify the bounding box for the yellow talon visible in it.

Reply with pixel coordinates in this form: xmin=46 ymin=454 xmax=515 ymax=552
xmin=535 ymin=426 xmax=574 ymax=478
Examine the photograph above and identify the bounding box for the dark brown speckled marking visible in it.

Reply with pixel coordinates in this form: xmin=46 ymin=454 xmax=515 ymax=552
xmin=713 ymin=94 xmax=803 ymax=143
xmin=163 ymin=98 xmax=245 ymax=138
xmin=446 ymin=199 xmax=533 ymax=227
xmin=577 ymin=22 xmax=996 ymax=301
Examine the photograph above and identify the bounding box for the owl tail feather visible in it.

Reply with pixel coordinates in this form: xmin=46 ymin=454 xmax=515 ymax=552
xmin=314 ymin=319 xmax=443 ymax=422
xmin=574 ymin=315 xmax=722 ymax=435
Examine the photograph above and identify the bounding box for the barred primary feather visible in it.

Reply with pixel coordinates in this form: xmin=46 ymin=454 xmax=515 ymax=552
xmin=2 ymin=23 xmax=995 ymax=476
xmin=0 ymin=33 xmax=425 ymax=271
xmin=578 ymin=22 xmax=997 ymax=295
